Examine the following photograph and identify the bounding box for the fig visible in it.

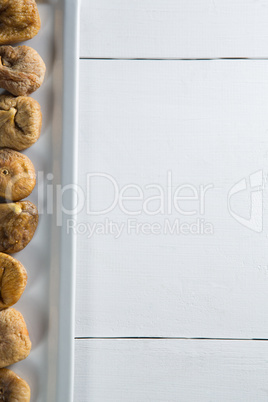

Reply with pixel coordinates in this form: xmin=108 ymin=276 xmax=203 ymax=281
xmin=0 ymin=368 xmax=30 ymax=401
xmin=0 ymin=95 xmax=42 ymax=150
xmin=0 ymin=201 xmax=38 ymax=254
xmin=0 ymin=148 xmax=36 ymax=201
xmin=0 ymin=253 xmax=27 ymax=309
xmin=0 ymin=0 xmax=40 ymax=45
xmin=0 ymin=45 xmax=46 ymax=96
xmin=0 ymin=308 xmax=31 ymax=368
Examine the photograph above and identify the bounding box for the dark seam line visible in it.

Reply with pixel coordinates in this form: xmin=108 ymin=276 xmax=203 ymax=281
xmin=75 ymin=337 xmax=268 ymax=341
xmin=79 ymin=57 xmax=268 ymax=61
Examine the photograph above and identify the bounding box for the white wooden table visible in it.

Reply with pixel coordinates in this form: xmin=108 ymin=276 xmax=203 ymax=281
xmin=75 ymin=1 xmax=268 ymax=400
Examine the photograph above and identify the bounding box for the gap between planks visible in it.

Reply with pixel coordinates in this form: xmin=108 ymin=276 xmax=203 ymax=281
xmin=75 ymin=337 xmax=268 ymax=341
xmin=79 ymin=57 xmax=268 ymax=61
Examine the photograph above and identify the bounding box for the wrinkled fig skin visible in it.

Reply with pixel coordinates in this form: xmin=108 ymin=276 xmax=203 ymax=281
xmin=0 ymin=201 xmax=38 ymax=254
xmin=0 ymin=368 xmax=31 ymax=401
xmin=0 ymin=45 xmax=46 ymax=96
xmin=0 ymin=308 xmax=31 ymax=368
xmin=0 ymin=95 xmax=42 ymax=150
xmin=0 ymin=148 xmax=36 ymax=201
xmin=0 ymin=0 xmax=40 ymax=45
xmin=0 ymin=253 xmax=27 ymax=309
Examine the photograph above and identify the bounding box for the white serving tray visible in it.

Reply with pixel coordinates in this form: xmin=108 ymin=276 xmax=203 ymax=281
xmin=6 ymin=1 xmax=80 ymax=401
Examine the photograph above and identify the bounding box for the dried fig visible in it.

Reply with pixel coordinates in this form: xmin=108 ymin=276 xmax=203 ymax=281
xmin=0 ymin=368 xmax=30 ymax=401
xmin=0 ymin=0 xmax=40 ymax=45
xmin=0 ymin=253 xmax=27 ymax=309
xmin=0 ymin=95 xmax=42 ymax=150
xmin=0 ymin=148 xmax=36 ymax=201
xmin=0 ymin=201 xmax=38 ymax=253
xmin=0 ymin=308 xmax=31 ymax=368
xmin=0 ymin=45 xmax=46 ymax=96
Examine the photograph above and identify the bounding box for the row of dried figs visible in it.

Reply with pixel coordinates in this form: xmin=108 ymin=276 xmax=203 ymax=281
xmin=0 ymin=1 xmax=45 ymax=400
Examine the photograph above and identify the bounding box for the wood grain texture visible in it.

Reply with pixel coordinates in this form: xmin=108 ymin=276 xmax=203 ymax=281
xmin=75 ymin=339 xmax=268 ymax=402
xmin=75 ymin=59 xmax=268 ymax=338
xmin=80 ymin=0 xmax=268 ymax=59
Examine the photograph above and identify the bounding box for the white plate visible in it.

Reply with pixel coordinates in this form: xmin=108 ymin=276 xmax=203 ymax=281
xmin=7 ymin=1 xmax=80 ymax=401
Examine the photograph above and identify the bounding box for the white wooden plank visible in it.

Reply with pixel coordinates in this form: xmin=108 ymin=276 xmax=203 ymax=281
xmin=75 ymin=59 xmax=268 ymax=338
xmin=74 ymin=339 xmax=268 ymax=402
xmin=80 ymin=0 xmax=268 ymax=59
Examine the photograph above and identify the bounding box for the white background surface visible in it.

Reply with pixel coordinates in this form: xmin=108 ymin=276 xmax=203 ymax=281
xmin=75 ymin=1 xmax=268 ymax=401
